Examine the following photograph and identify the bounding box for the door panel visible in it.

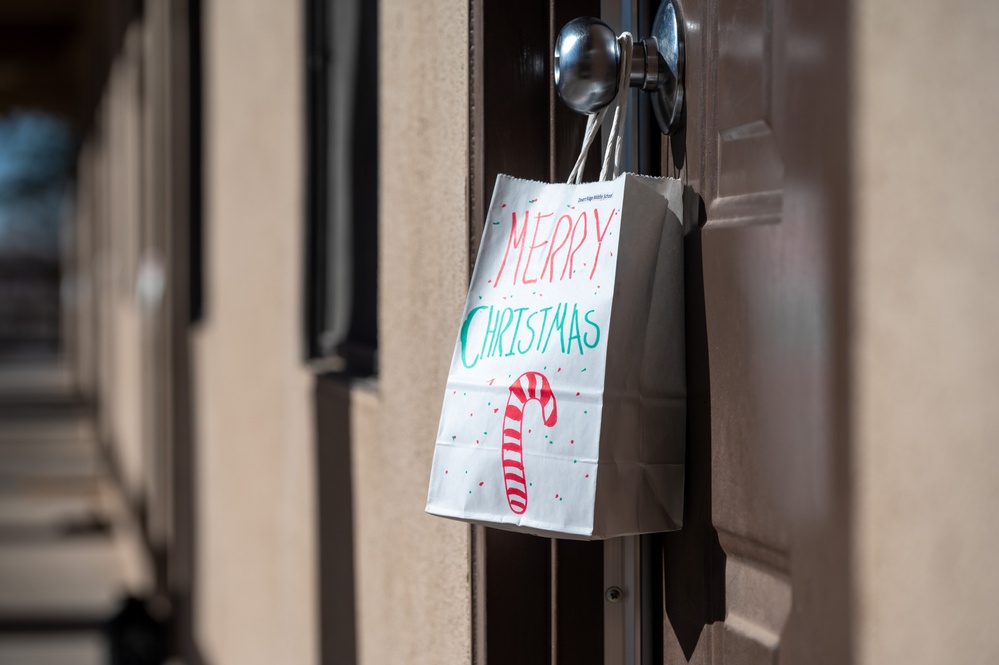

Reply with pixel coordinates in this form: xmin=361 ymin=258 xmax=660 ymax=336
xmin=714 ymin=0 xmax=782 ymax=209
xmin=665 ymin=0 xmax=851 ymax=663
xmin=686 ymin=0 xmax=783 ymax=226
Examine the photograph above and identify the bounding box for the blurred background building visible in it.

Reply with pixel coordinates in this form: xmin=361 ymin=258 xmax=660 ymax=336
xmin=0 ymin=0 xmax=996 ymax=664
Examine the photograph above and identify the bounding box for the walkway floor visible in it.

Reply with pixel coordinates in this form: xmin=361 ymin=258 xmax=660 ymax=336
xmin=0 ymin=360 xmax=153 ymax=665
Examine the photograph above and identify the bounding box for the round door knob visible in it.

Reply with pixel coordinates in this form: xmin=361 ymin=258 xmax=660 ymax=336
xmin=554 ymin=17 xmax=621 ymax=115
xmin=554 ymin=2 xmax=686 ymax=136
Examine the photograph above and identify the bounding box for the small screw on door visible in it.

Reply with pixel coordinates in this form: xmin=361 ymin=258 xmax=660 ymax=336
xmin=605 ymin=586 xmax=623 ymax=603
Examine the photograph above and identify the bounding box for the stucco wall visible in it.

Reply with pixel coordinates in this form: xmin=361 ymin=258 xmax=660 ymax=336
xmin=852 ymin=2 xmax=999 ymax=662
xmin=194 ymin=1 xmax=316 ymax=663
xmin=75 ymin=50 xmax=147 ymax=508
xmin=194 ymin=1 xmax=472 ymax=662
xmin=106 ymin=48 xmax=145 ymax=506
xmin=349 ymin=1 xmax=473 ymax=663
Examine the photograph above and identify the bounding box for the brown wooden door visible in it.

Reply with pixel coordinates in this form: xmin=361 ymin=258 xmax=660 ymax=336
xmin=473 ymin=0 xmax=851 ymax=662
xmin=661 ymin=0 xmax=851 ymax=662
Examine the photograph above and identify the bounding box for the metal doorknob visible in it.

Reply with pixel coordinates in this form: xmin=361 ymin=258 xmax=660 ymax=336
xmin=553 ymin=0 xmax=685 ymax=135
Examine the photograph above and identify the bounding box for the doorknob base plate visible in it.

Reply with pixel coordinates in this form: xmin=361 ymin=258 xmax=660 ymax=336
xmin=650 ymin=0 xmax=685 ymax=135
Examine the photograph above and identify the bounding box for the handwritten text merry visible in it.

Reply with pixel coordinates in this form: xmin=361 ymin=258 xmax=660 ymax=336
xmin=493 ymin=206 xmax=618 ymax=288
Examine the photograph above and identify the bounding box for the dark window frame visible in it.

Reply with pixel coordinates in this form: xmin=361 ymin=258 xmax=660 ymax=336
xmin=304 ymin=0 xmax=379 ymax=376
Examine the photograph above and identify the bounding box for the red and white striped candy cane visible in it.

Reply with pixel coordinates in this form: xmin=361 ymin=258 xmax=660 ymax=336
xmin=502 ymin=371 xmax=558 ymax=514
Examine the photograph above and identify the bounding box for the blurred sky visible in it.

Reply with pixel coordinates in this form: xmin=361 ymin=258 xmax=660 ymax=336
xmin=0 ymin=111 xmax=74 ymax=261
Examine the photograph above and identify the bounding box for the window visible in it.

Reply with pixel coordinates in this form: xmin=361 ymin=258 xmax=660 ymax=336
xmin=304 ymin=0 xmax=379 ymax=375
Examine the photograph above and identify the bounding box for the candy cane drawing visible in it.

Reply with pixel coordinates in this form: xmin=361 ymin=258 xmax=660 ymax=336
xmin=502 ymin=371 xmax=558 ymax=514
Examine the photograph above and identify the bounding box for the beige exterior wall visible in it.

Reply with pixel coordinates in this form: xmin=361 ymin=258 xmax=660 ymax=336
xmin=350 ymin=1 xmax=473 ymax=663
xmin=194 ymin=1 xmax=473 ymax=661
xmin=852 ymin=2 xmax=999 ymax=662
xmin=193 ymin=1 xmax=316 ymax=663
xmin=105 ymin=39 xmax=146 ymax=505
xmin=72 ymin=30 xmax=148 ymax=508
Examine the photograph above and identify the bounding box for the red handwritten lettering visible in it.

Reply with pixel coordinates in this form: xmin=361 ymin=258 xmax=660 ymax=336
xmin=491 ymin=205 xmax=616 ymax=287
xmin=522 ymin=212 xmax=553 ymax=284
xmin=561 ymin=212 xmax=588 ymax=280
xmin=542 ymin=215 xmax=572 ymax=283
xmin=493 ymin=211 xmax=529 ymax=287
xmin=589 ymin=208 xmax=617 ymax=279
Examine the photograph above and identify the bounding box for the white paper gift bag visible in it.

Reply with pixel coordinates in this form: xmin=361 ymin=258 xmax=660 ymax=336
xmin=426 ymin=32 xmax=685 ymax=539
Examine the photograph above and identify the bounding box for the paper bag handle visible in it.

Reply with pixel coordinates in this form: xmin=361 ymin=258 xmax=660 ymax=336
xmin=566 ymin=32 xmax=634 ymax=185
